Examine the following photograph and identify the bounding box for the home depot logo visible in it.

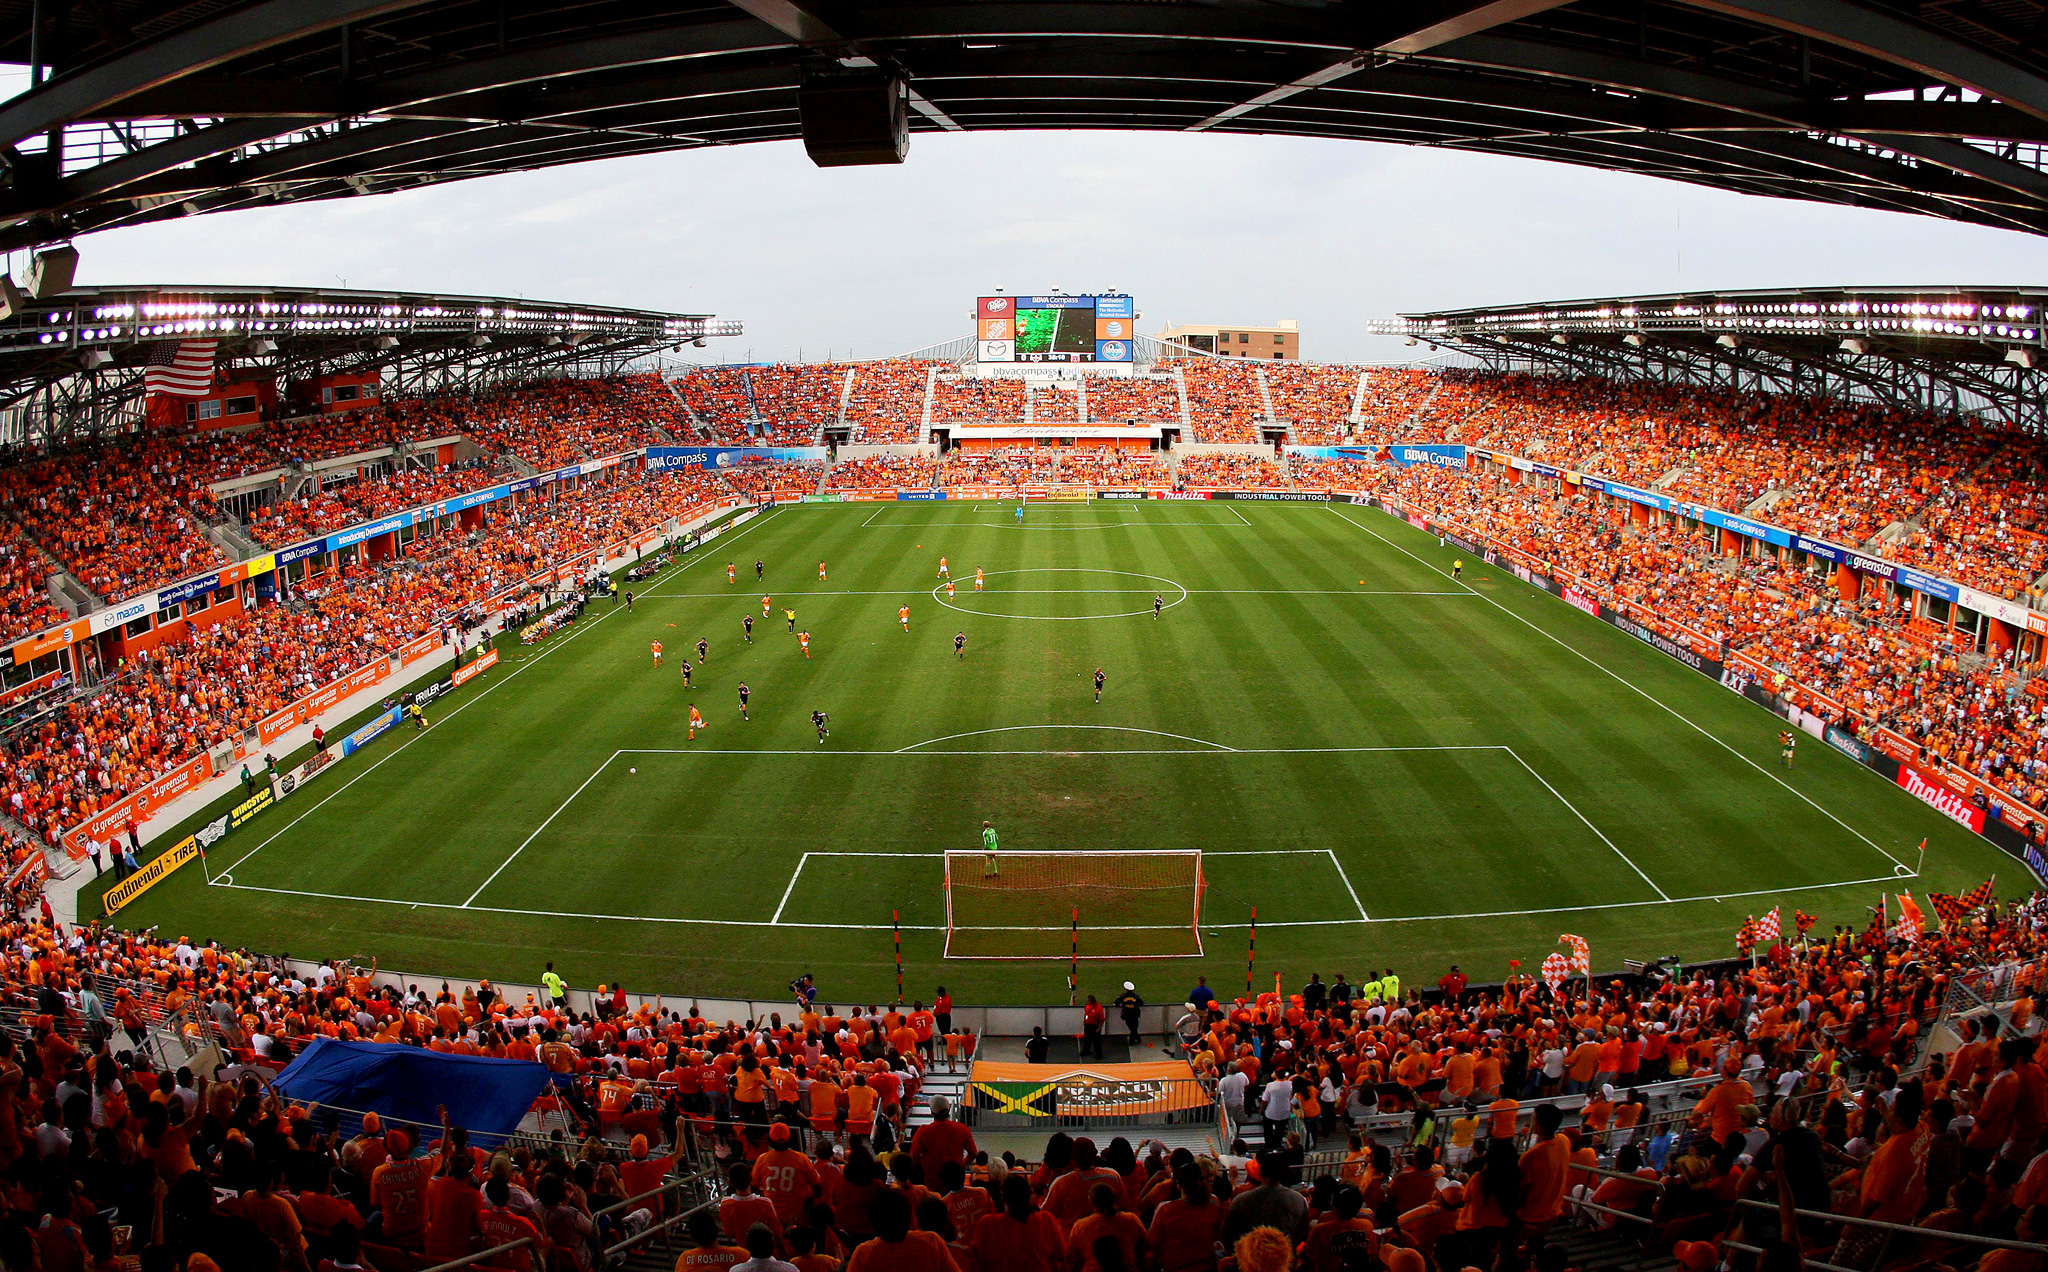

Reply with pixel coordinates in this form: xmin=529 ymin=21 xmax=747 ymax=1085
xmin=1898 ymin=764 xmax=1986 ymax=832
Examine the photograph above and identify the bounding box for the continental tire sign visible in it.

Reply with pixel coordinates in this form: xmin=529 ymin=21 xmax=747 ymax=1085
xmin=103 ymin=835 xmax=200 ymax=915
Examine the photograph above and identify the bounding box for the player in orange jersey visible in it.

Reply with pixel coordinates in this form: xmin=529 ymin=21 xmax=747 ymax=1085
xmin=945 ymin=579 xmax=955 ymax=598
xmin=798 ymin=631 xmax=811 ymax=659
xmin=899 ymin=605 xmax=911 ymax=632
xmin=651 ymin=640 xmax=663 ymax=667
xmin=728 ymin=563 xmax=736 ymax=583
xmin=818 ymin=561 xmax=828 ymax=581
xmin=688 ymin=705 xmax=705 ymax=739
xmin=974 ymin=568 xmax=984 ymax=591
xmin=937 ymin=555 xmax=949 ymax=579
xmin=762 ymin=595 xmax=772 ymax=617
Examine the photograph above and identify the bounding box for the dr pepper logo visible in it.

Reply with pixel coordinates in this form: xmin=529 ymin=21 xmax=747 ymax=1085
xmin=979 ymin=296 xmax=1012 ymax=316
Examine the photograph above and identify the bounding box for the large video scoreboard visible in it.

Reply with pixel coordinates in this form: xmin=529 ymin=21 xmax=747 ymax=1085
xmin=977 ymin=294 xmax=1134 ymax=363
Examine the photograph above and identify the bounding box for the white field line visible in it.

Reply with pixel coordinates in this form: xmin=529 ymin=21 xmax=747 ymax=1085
xmin=1327 ymin=505 xmax=1915 ymax=875
xmin=771 ymin=847 xmax=1324 ymax=925
xmin=616 ymin=745 xmax=1511 ymax=756
xmin=895 ymin=724 xmax=1238 ymax=753
xmin=212 ymin=869 xmax=1915 ymax=931
xmin=1325 ymin=848 xmax=1371 ymax=920
xmin=770 ymin=851 xmax=810 ymax=924
xmin=462 ymin=751 xmax=619 ymax=906
xmin=647 ymin=588 xmax=1469 ymax=597
xmin=1226 ymin=503 xmax=1253 ymax=526
xmin=1504 ymin=746 xmax=1670 ymax=901
xmin=213 ymin=507 xmax=785 ymax=882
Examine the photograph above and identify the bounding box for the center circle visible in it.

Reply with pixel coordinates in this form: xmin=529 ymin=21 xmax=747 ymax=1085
xmin=932 ymin=568 xmax=1190 ymax=621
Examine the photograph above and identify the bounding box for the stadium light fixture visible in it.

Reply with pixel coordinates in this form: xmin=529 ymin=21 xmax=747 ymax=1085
xmin=2006 ymin=348 xmax=2038 ymax=369
xmin=27 ymin=247 xmax=77 ymax=300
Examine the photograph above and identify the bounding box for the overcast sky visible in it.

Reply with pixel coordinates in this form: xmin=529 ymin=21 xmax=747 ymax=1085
xmin=63 ymin=129 xmax=2048 ymax=365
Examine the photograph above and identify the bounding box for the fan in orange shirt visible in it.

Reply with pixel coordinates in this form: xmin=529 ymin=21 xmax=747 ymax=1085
xmin=755 ymin=1122 xmax=823 ymax=1226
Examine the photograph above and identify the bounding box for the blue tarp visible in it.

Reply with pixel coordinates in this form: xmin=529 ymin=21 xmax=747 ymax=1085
xmin=272 ymin=1039 xmax=551 ymax=1140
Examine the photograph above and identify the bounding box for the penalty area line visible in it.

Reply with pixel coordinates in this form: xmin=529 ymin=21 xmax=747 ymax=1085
xmin=1326 ymin=504 xmax=1912 ymax=874
xmin=1504 ymin=746 xmax=1669 ymax=902
xmin=209 ymin=869 xmax=1909 ymax=930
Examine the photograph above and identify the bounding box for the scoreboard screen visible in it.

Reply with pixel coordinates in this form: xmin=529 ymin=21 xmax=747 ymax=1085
xmin=977 ymin=294 xmax=1134 ymax=363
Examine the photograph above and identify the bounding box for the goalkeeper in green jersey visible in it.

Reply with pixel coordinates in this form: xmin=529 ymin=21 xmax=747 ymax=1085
xmin=982 ymin=821 xmax=999 ymax=878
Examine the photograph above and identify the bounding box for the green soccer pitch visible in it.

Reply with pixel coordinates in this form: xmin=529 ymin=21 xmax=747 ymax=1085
xmin=97 ymin=499 xmax=2011 ymax=1004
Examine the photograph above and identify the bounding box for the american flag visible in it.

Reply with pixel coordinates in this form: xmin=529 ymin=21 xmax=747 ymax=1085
xmin=142 ymin=339 xmax=217 ymax=397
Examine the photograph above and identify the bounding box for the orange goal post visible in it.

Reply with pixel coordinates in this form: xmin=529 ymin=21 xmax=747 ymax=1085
xmin=942 ymin=849 xmax=1207 ymax=959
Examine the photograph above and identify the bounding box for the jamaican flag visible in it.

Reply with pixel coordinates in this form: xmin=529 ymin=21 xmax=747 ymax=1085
xmin=972 ymin=1077 xmax=1060 ymax=1119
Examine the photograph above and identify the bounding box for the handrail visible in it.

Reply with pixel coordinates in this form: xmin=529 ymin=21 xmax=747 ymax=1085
xmin=604 ymin=1194 xmax=720 ymax=1260
xmin=1733 ymin=1198 xmax=2048 ymax=1253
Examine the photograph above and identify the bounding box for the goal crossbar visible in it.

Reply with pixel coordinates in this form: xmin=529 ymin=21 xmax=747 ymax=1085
xmin=942 ymin=849 xmax=1206 ymax=960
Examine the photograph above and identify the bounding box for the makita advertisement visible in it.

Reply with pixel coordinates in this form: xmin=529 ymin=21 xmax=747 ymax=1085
xmin=1898 ymin=763 xmax=1987 ymax=833
xmin=645 ymin=446 xmax=826 ymax=472
xmin=1386 ymin=443 xmax=1468 ymax=470
xmin=1825 ymin=726 xmax=1871 ymax=763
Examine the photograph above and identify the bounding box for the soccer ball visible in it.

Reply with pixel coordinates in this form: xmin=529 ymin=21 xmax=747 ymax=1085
xmin=630 ymin=768 xmax=637 ymax=774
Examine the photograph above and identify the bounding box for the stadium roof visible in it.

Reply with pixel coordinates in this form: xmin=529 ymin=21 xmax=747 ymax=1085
xmin=0 ymin=282 xmax=739 ymax=438
xmin=1379 ymin=284 xmax=2048 ymax=429
xmin=6 ymin=2 xmax=2048 ymax=248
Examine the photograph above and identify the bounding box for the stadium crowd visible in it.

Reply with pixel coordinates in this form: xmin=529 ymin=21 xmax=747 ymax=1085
xmin=0 ymin=851 xmax=2042 ymax=1272
xmin=844 ymin=363 xmax=939 ymax=444
xmin=0 ymin=460 xmax=805 ymax=858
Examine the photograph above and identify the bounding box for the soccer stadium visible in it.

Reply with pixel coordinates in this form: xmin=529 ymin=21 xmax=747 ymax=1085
xmin=3 ymin=3 xmax=2048 ymax=1272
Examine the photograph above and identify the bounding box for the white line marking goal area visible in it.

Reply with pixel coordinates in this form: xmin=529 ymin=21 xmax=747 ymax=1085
xmin=210 ymin=729 xmax=1895 ymax=943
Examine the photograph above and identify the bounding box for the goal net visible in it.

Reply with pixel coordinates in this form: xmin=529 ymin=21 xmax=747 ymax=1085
xmin=943 ymin=850 xmax=1206 ymax=959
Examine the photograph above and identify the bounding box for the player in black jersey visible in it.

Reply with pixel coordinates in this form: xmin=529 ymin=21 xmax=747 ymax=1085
xmin=696 ymin=637 xmax=708 ymax=663
xmin=624 ymin=591 xmax=634 ymax=612
xmin=954 ymin=632 xmax=967 ymax=659
xmin=812 ymin=710 xmax=830 ymax=743
xmin=1094 ymin=668 xmax=1106 ymax=703
xmin=679 ymin=660 xmax=692 ymax=688
xmin=742 ymin=614 xmax=754 ymax=645
xmin=755 ymin=559 xmax=764 ymax=580
xmin=738 ymin=682 xmax=751 ymax=721
xmin=1153 ymin=595 xmax=1164 ymax=620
